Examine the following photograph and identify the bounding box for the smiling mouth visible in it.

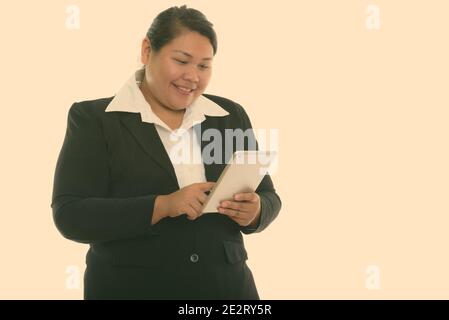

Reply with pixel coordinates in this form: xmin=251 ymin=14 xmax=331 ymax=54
xmin=173 ymin=83 xmax=195 ymax=94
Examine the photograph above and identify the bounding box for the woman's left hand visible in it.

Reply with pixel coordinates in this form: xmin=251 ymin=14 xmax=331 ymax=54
xmin=217 ymin=192 xmax=261 ymax=227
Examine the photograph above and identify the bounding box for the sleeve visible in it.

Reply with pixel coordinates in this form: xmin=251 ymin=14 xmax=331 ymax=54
xmin=51 ymin=102 xmax=158 ymax=244
xmin=234 ymin=102 xmax=282 ymax=235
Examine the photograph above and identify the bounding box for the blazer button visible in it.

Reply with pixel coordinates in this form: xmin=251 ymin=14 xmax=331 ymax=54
xmin=190 ymin=253 xmax=199 ymax=263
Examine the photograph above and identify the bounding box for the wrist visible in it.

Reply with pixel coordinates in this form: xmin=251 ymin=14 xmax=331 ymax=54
xmin=152 ymin=195 xmax=170 ymax=225
xmin=249 ymin=206 xmax=261 ymax=228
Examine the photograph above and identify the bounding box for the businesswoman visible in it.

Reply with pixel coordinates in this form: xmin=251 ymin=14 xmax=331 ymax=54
xmin=51 ymin=5 xmax=281 ymax=300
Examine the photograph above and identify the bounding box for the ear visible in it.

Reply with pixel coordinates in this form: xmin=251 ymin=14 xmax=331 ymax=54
xmin=140 ymin=37 xmax=152 ymax=65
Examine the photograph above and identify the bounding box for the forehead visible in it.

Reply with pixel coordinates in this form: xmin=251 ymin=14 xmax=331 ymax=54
xmin=163 ymin=31 xmax=214 ymax=59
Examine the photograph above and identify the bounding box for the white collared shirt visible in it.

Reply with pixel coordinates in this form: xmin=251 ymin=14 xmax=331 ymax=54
xmin=105 ymin=68 xmax=229 ymax=188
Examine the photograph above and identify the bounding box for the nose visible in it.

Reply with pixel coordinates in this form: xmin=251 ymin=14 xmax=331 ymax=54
xmin=183 ymin=65 xmax=200 ymax=83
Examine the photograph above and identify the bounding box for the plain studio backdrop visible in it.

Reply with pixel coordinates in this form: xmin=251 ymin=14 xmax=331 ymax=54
xmin=0 ymin=0 xmax=448 ymax=299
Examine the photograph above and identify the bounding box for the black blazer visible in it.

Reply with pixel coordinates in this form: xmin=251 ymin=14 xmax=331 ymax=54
xmin=51 ymin=93 xmax=281 ymax=299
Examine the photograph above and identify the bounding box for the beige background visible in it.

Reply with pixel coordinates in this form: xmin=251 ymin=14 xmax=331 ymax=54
xmin=0 ymin=0 xmax=448 ymax=299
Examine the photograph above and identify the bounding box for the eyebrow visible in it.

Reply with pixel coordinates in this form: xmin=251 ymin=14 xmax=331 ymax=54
xmin=172 ymin=50 xmax=213 ymax=61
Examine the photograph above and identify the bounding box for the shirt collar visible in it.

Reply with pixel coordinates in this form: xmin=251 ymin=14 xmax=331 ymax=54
xmin=105 ymin=67 xmax=229 ymax=131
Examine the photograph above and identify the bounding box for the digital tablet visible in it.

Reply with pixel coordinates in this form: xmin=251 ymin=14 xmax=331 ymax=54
xmin=201 ymin=150 xmax=278 ymax=213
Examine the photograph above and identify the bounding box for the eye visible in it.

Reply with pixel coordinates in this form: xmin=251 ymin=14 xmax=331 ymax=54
xmin=174 ymin=59 xmax=210 ymax=70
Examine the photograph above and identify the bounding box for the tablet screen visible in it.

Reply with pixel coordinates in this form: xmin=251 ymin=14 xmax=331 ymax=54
xmin=201 ymin=150 xmax=277 ymax=213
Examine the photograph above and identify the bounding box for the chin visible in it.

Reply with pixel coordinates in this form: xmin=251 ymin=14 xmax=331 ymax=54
xmin=173 ymin=98 xmax=196 ymax=109
xmin=169 ymin=104 xmax=188 ymax=111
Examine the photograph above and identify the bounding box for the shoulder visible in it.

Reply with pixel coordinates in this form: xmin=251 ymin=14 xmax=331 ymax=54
xmin=69 ymin=96 xmax=115 ymax=118
xmin=65 ymin=97 xmax=115 ymax=134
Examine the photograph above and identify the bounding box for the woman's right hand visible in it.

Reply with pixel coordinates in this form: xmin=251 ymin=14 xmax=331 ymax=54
xmin=157 ymin=182 xmax=216 ymax=221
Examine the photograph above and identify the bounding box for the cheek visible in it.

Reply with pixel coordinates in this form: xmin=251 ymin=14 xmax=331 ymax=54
xmin=158 ymin=61 xmax=180 ymax=81
xmin=199 ymin=72 xmax=212 ymax=88
xmin=164 ymin=68 xmax=180 ymax=83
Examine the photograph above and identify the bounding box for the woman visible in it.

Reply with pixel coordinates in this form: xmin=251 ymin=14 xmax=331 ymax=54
xmin=51 ymin=5 xmax=281 ymax=300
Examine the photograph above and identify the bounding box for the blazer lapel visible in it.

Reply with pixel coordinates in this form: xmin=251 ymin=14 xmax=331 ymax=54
xmin=118 ymin=112 xmax=228 ymax=187
xmin=119 ymin=112 xmax=179 ymax=188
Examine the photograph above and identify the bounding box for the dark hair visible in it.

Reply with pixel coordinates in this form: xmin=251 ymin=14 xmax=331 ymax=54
xmin=146 ymin=5 xmax=217 ymax=56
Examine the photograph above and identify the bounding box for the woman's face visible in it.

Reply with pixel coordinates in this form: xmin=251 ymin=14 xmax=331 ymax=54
xmin=141 ymin=31 xmax=214 ymax=111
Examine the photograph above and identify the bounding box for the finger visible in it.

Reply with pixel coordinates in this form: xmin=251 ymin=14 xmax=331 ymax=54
xmin=198 ymin=182 xmax=216 ymax=192
xmin=233 ymin=192 xmax=258 ymax=202
xmin=185 ymin=205 xmax=199 ymax=220
xmin=217 ymin=208 xmax=247 ymax=225
xmin=219 ymin=200 xmax=249 ymax=213
xmin=186 ymin=208 xmax=196 ymax=220
xmin=217 ymin=206 xmax=245 ymax=218
xmin=196 ymin=192 xmax=208 ymax=204
xmin=190 ymin=200 xmax=203 ymax=216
